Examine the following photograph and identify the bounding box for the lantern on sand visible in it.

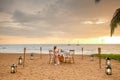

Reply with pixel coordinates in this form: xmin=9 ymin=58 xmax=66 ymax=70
xmin=30 ymin=53 xmax=34 ymax=60
xmin=11 ymin=64 xmax=17 ymax=73
xmin=90 ymin=54 xmax=94 ymax=61
xmin=106 ymin=57 xmax=111 ymax=66
xmin=105 ymin=65 xmax=112 ymax=75
xmin=18 ymin=56 xmax=23 ymax=65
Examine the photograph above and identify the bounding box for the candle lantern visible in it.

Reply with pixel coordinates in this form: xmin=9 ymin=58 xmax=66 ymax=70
xmin=18 ymin=56 xmax=23 ymax=65
xmin=11 ymin=64 xmax=17 ymax=73
xmin=90 ymin=54 xmax=94 ymax=61
xmin=105 ymin=65 xmax=112 ymax=75
xmin=30 ymin=53 xmax=34 ymax=60
xmin=106 ymin=57 xmax=111 ymax=66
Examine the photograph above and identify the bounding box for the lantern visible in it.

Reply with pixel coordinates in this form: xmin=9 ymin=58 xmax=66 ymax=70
xmin=106 ymin=65 xmax=112 ymax=75
xmin=106 ymin=57 xmax=111 ymax=66
xmin=90 ymin=54 xmax=94 ymax=61
xmin=30 ymin=53 xmax=34 ymax=60
xmin=18 ymin=56 xmax=23 ymax=65
xmin=11 ymin=64 xmax=17 ymax=73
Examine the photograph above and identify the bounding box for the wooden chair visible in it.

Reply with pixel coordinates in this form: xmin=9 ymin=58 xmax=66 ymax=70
xmin=49 ymin=50 xmax=55 ymax=64
xmin=64 ymin=50 xmax=75 ymax=63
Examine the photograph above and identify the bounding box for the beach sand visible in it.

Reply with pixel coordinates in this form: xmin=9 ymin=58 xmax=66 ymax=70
xmin=0 ymin=53 xmax=120 ymax=80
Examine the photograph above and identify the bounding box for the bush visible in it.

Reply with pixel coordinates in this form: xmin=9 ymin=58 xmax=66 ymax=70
xmin=94 ymin=54 xmax=120 ymax=61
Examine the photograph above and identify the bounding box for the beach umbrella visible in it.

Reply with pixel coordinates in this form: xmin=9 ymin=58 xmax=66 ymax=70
xmin=105 ymin=65 xmax=112 ymax=75
xmin=11 ymin=64 xmax=17 ymax=73
xmin=30 ymin=53 xmax=34 ymax=60
xmin=18 ymin=56 xmax=23 ymax=65
xmin=106 ymin=57 xmax=111 ymax=66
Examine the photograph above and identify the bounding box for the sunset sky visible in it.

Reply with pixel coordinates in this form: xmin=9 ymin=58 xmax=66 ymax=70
xmin=0 ymin=0 xmax=120 ymax=44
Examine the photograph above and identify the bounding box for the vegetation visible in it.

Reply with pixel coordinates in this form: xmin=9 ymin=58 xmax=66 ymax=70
xmin=94 ymin=54 xmax=120 ymax=61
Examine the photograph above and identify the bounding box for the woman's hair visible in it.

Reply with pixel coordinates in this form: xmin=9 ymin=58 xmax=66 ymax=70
xmin=54 ymin=46 xmax=57 ymax=50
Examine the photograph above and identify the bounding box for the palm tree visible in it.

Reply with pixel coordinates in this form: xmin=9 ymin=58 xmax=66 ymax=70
xmin=110 ymin=8 xmax=120 ymax=36
xmin=95 ymin=0 xmax=120 ymax=36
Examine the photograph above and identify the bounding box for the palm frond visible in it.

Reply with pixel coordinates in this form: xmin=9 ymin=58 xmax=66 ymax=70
xmin=110 ymin=8 xmax=120 ymax=36
xmin=95 ymin=0 xmax=101 ymax=4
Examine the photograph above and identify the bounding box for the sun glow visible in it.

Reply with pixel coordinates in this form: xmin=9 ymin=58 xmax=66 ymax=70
xmin=103 ymin=36 xmax=120 ymax=44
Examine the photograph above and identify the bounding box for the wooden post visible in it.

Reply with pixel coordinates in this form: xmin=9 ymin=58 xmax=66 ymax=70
xmin=82 ymin=47 xmax=83 ymax=59
xmin=40 ymin=47 xmax=42 ymax=59
xmin=23 ymin=48 xmax=26 ymax=67
xmin=98 ymin=47 xmax=101 ymax=69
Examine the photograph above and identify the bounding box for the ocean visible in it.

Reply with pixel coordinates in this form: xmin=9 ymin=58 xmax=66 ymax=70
xmin=0 ymin=44 xmax=120 ymax=54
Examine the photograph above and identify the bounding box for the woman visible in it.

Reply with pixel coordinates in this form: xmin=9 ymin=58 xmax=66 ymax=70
xmin=53 ymin=46 xmax=60 ymax=65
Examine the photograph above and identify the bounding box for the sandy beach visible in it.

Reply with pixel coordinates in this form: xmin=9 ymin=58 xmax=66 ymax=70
xmin=0 ymin=53 xmax=120 ymax=80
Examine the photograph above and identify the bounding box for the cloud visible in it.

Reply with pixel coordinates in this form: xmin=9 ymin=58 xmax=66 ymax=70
xmin=83 ymin=21 xmax=93 ymax=24
xmin=81 ymin=18 xmax=108 ymax=24
xmin=0 ymin=0 xmax=120 ymax=40
xmin=12 ymin=10 xmax=41 ymax=23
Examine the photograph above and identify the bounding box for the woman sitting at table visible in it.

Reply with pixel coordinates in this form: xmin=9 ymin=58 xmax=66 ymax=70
xmin=57 ymin=49 xmax=64 ymax=62
xmin=53 ymin=46 xmax=60 ymax=65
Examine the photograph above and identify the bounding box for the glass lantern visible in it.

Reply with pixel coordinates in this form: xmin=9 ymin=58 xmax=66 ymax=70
xmin=30 ymin=53 xmax=34 ymax=60
xmin=18 ymin=56 xmax=23 ymax=65
xmin=106 ymin=65 xmax=112 ymax=75
xmin=11 ymin=64 xmax=17 ymax=73
xmin=90 ymin=54 xmax=94 ymax=61
xmin=106 ymin=57 xmax=111 ymax=66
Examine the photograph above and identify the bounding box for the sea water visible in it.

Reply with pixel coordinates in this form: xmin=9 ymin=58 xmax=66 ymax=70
xmin=0 ymin=44 xmax=120 ymax=54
